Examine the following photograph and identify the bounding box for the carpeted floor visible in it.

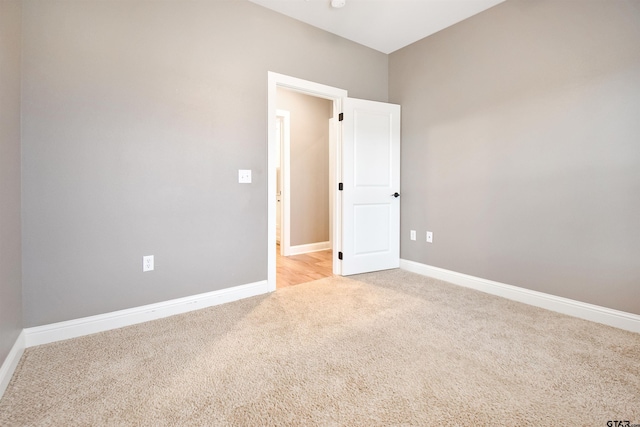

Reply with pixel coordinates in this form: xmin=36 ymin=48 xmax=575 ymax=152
xmin=1 ymin=270 xmax=639 ymax=426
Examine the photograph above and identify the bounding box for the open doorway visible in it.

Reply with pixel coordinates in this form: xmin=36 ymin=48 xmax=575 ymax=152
xmin=267 ymin=72 xmax=348 ymax=292
xmin=275 ymin=89 xmax=333 ymax=288
xmin=268 ymin=73 xmax=402 ymax=290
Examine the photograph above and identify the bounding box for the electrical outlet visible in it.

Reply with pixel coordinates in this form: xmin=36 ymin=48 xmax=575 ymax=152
xmin=410 ymin=230 xmax=416 ymax=241
xmin=238 ymin=169 xmax=252 ymax=184
xmin=143 ymin=255 xmax=154 ymax=272
xmin=426 ymin=231 xmax=433 ymax=243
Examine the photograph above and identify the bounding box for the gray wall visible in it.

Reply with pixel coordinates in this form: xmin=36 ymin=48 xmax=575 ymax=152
xmin=277 ymin=88 xmax=331 ymax=247
xmin=21 ymin=0 xmax=387 ymax=327
xmin=0 ymin=0 xmax=23 ymax=364
xmin=390 ymin=0 xmax=640 ymax=314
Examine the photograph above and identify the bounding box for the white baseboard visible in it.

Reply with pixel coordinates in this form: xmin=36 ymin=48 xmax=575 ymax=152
xmin=0 ymin=330 xmax=25 ymax=399
xmin=24 ymin=280 xmax=270 ymax=348
xmin=288 ymin=241 xmax=331 ymax=256
xmin=400 ymin=259 xmax=640 ymax=334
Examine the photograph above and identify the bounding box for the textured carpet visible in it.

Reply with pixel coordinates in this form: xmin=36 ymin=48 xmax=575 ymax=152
xmin=1 ymin=270 xmax=639 ymax=426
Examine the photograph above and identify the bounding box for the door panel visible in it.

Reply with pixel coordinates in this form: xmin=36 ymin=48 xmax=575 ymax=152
xmin=354 ymin=204 xmax=390 ymax=254
xmin=342 ymin=98 xmax=401 ymax=276
xmin=354 ymin=110 xmax=392 ymax=187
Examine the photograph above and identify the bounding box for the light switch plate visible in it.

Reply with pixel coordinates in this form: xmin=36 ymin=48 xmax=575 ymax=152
xmin=238 ymin=169 xmax=252 ymax=184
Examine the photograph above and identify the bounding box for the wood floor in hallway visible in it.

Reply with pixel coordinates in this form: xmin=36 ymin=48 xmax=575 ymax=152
xmin=276 ymin=244 xmax=333 ymax=289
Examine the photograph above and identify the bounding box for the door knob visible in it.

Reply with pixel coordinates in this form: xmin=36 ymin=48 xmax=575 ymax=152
xmin=391 ymin=192 xmax=400 ymax=198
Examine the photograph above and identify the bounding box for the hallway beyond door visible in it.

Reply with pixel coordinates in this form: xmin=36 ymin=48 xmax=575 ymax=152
xmin=276 ymin=244 xmax=333 ymax=288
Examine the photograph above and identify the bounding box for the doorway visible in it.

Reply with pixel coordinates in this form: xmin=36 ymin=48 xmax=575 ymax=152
xmin=268 ymin=72 xmax=402 ymax=291
xmin=274 ymin=88 xmax=335 ymax=288
xmin=268 ymin=73 xmax=347 ymax=292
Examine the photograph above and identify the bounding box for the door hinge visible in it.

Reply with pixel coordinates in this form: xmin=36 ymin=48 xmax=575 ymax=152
xmin=338 ymin=252 xmax=343 ymax=260
xmin=338 ymin=182 xmax=343 ymax=191
xmin=338 ymin=113 xmax=344 ymax=122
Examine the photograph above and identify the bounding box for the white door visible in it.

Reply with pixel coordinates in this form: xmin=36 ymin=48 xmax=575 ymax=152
xmin=341 ymin=97 xmax=401 ymax=275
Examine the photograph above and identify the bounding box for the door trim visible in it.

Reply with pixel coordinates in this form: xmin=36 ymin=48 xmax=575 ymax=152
xmin=276 ymin=109 xmax=291 ymax=256
xmin=267 ymin=72 xmax=348 ymax=292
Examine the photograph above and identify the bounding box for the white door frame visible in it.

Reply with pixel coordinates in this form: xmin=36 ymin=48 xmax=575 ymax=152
xmin=275 ymin=109 xmax=291 ymax=255
xmin=267 ymin=72 xmax=347 ymax=292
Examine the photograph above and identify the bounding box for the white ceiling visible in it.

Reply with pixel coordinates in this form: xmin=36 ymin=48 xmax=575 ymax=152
xmin=248 ymin=0 xmax=506 ymax=54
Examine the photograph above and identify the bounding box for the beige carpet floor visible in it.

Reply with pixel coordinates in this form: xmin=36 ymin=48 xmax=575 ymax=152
xmin=1 ymin=270 xmax=639 ymax=426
